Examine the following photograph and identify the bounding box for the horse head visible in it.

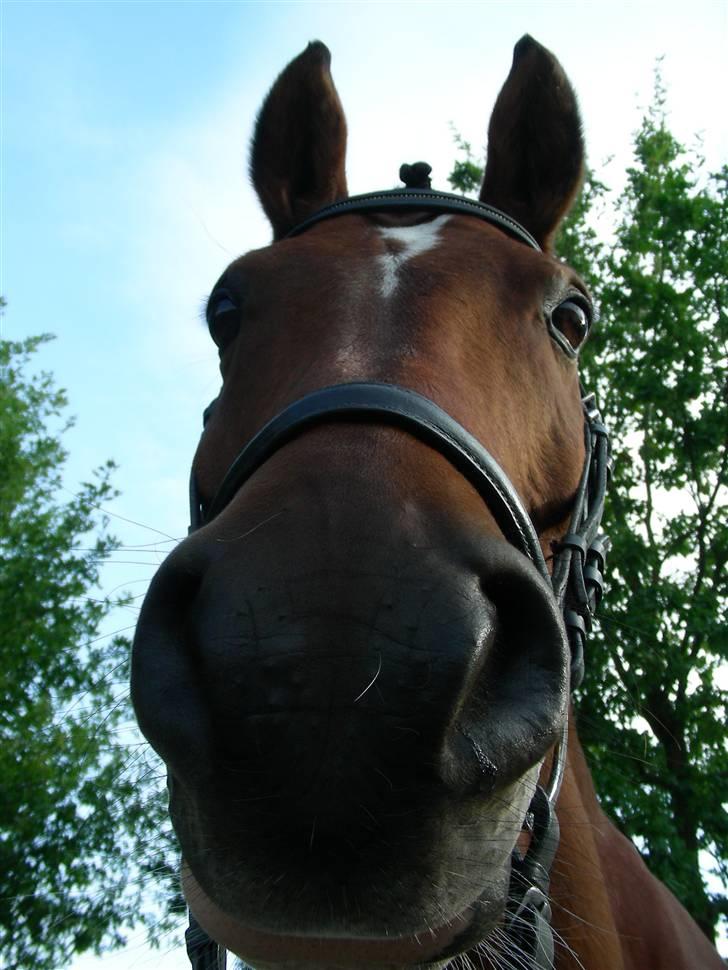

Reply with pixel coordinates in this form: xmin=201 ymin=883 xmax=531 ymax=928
xmin=133 ymin=35 xmax=604 ymax=969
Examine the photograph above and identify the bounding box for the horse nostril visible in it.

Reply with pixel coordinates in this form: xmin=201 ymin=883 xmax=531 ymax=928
xmin=453 ymin=725 xmax=500 ymax=796
xmin=438 ymin=543 xmax=569 ymax=797
xmin=134 ymin=511 xmax=568 ymax=809
xmin=131 ymin=542 xmax=212 ymax=776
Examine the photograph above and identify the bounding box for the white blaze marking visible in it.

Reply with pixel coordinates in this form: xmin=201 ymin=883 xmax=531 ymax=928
xmin=377 ymin=215 xmax=451 ymax=298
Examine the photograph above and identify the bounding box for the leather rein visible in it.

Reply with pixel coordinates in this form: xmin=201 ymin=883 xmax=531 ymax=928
xmin=183 ymin=186 xmax=611 ymax=970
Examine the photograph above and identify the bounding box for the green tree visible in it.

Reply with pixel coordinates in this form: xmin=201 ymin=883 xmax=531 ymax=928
xmin=451 ymin=79 xmax=727 ymax=941
xmin=0 ymin=329 xmax=177 ymax=968
xmin=576 ymin=93 xmax=728 ymax=943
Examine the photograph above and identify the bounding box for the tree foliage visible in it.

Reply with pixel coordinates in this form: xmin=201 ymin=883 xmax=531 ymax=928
xmin=451 ymin=77 xmax=727 ymax=940
xmin=576 ymin=90 xmax=728 ymax=942
xmin=0 ymin=331 xmax=176 ymax=968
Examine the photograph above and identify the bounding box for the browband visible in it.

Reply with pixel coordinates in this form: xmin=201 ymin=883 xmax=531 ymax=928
xmin=286 ymin=188 xmax=542 ymax=252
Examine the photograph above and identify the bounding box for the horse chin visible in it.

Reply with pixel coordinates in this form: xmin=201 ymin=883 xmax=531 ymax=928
xmin=182 ymin=859 xmax=511 ymax=969
xmin=174 ymin=749 xmax=544 ymax=968
xmin=178 ymin=768 xmax=540 ymax=969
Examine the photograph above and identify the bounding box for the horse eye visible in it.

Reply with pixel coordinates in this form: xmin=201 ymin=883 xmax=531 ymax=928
xmin=549 ymin=299 xmax=591 ymax=354
xmin=208 ymin=292 xmax=239 ymax=350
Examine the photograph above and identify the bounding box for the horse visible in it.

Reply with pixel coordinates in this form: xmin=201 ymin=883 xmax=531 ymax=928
xmin=131 ymin=36 xmax=724 ymax=970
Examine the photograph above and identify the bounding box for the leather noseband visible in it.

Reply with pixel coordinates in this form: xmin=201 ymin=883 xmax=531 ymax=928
xmin=196 ymin=382 xmax=548 ymax=579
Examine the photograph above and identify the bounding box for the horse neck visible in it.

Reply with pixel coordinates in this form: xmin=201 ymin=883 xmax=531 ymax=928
xmin=553 ymin=714 xmax=724 ymax=970
xmin=549 ymin=712 xmax=626 ymax=970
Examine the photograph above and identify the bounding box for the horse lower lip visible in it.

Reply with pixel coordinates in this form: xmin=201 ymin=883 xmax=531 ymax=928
xmin=182 ymin=860 xmax=488 ymax=967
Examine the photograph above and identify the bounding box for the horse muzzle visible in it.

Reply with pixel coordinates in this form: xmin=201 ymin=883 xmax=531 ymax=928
xmin=132 ymin=426 xmax=569 ymax=947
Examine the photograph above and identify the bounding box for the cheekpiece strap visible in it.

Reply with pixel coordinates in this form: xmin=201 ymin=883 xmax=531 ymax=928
xmin=550 ymin=395 xmax=612 ymax=690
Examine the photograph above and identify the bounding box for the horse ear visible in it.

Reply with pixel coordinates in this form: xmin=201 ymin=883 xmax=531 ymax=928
xmin=251 ymin=41 xmax=348 ymax=240
xmin=480 ymin=35 xmax=584 ymax=251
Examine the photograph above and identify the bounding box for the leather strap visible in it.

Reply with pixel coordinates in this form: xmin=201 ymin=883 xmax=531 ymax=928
xmin=202 ymin=382 xmax=549 ymax=582
xmin=185 ymin=913 xmax=227 ymax=969
xmin=285 ymin=188 xmax=542 ymax=252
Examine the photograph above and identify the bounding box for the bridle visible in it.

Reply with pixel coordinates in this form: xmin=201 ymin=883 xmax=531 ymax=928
xmin=182 ymin=183 xmax=611 ymax=970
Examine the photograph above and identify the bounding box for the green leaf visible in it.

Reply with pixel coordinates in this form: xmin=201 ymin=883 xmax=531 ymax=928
xmin=0 ymin=332 xmax=177 ymax=968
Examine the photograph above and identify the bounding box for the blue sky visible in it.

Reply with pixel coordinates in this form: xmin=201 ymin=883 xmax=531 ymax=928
xmin=2 ymin=1 xmax=727 ymax=967
xmin=4 ymin=0 xmax=726 ymax=547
